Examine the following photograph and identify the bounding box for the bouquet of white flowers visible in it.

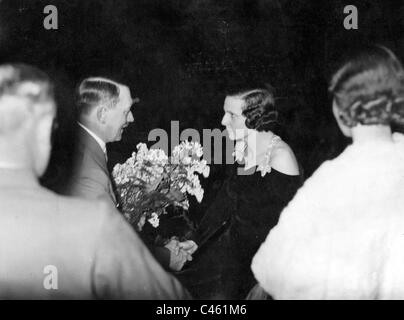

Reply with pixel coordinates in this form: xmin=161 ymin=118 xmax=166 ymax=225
xmin=112 ymin=141 xmax=210 ymax=231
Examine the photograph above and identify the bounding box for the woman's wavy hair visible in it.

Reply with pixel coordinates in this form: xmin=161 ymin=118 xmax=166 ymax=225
xmin=226 ymin=85 xmax=280 ymax=133
xmin=329 ymin=45 xmax=404 ymax=128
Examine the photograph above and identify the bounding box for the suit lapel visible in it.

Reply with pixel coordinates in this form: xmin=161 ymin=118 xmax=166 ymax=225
xmin=77 ymin=126 xmax=117 ymax=205
xmin=77 ymin=126 xmax=109 ymax=176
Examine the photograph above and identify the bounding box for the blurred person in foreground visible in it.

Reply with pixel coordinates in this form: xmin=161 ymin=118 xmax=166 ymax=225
xmin=251 ymin=45 xmax=404 ymax=299
xmin=0 ymin=63 xmax=189 ymax=299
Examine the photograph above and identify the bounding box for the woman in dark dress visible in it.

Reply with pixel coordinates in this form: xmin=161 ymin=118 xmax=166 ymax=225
xmin=176 ymin=86 xmax=303 ymax=299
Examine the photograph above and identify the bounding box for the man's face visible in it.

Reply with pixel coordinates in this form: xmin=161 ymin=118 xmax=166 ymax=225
xmin=104 ymin=85 xmax=134 ymax=142
xmin=221 ymin=96 xmax=249 ymax=141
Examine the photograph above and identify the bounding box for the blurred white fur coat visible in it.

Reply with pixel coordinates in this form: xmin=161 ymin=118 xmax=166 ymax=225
xmin=251 ymin=133 xmax=404 ymax=299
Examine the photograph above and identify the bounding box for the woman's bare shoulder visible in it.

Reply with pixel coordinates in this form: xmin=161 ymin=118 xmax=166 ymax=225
xmin=270 ymin=141 xmax=300 ymax=176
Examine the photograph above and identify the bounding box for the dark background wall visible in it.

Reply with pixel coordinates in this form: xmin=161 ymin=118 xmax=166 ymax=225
xmin=0 ymin=0 xmax=403 ymax=194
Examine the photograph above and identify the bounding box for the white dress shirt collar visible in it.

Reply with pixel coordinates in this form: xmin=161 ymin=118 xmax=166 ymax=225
xmin=78 ymin=122 xmax=107 ymax=155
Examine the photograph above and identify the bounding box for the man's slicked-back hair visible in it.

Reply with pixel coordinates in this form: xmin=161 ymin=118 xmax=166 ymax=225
xmin=76 ymin=77 xmax=121 ymax=115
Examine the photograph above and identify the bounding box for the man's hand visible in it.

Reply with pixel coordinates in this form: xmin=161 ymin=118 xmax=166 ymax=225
xmin=164 ymin=238 xmax=181 ymax=255
xmin=164 ymin=238 xmax=197 ymax=271
xmin=167 ymin=249 xmax=189 ymax=271
xmin=178 ymin=240 xmax=198 ymax=255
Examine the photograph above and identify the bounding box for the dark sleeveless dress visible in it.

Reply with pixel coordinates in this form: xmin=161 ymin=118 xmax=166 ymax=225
xmin=175 ymin=164 xmax=303 ymax=299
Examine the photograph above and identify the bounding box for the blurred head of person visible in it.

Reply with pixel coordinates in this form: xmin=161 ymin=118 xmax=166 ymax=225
xmin=76 ymin=77 xmax=136 ymax=143
xmin=0 ymin=64 xmax=56 ymax=177
xmin=329 ymin=45 xmax=404 ymax=139
xmin=221 ymin=85 xmax=280 ymax=141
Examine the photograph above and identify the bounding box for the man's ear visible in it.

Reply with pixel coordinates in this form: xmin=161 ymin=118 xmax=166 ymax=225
xmin=96 ymin=106 xmax=107 ymax=124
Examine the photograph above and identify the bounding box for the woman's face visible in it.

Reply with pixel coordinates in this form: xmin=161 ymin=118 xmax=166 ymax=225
xmin=221 ymin=96 xmax=249 ymax=141
xmin=332 ymin=99 xmax=352 ymax=137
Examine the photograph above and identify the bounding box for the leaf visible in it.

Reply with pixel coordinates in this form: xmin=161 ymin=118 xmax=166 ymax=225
xmin=166 ymin=188 xmax=186 ymax=202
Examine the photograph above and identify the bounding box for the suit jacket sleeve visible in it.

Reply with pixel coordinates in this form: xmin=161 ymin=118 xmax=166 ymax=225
xmin=138 ymin=231 xmax=171 ymax=270
xmin=71 ymin=167 xmax=112 ymax=201
xmin=91 ymin=201 xmax=190 ymax=299
xmin=67 ymin=135 xmax=116 ymax=205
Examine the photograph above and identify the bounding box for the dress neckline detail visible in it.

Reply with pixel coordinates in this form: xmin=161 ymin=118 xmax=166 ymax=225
xmin=257 ymin=135 xmax=281 ymax=177
xmin=233 ymin=134 xmax=282 ymax=177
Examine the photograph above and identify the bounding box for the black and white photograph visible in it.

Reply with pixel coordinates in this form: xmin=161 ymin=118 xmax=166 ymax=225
xmin=0 ymin=0 xmax=404 ymax=304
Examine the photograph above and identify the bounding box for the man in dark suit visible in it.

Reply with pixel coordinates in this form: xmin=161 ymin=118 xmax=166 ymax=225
xmin=67 ymin=77 xmax=134 ymax=205
xmin=67 ymin=77 xmax=191 ymax=271
xmin=0 ymin=64 xmax=189 ymax=299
